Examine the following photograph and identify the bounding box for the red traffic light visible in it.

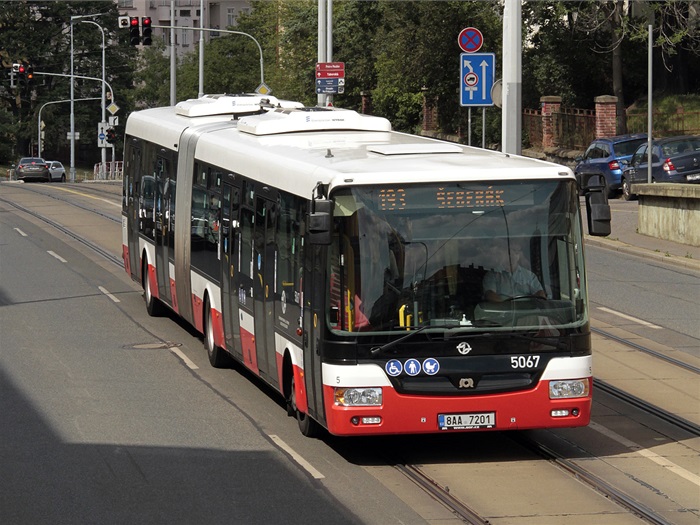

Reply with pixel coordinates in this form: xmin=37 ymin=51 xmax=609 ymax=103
xmin=18 ymin=64 xmax=26 ymax=74
xmin=129 ymin=17 xmax=141 ymax=45
xmin=142 ymin=17 xmax=151 ymax=27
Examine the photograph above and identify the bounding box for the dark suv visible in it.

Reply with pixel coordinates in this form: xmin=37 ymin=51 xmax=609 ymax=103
xmin=574 ymin=134 xmax=647 ymax=198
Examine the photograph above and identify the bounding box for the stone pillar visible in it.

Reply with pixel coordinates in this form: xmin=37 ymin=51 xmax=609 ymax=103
xmin=595 ymin=95 xmax=618 ymax=138
xmin=540 ymin=96 xmax=561 ymax=148
xmin=360 ymin=91 xmax=372 ymax=115
xmin=421 ymin=87 xmax=438 ymax=133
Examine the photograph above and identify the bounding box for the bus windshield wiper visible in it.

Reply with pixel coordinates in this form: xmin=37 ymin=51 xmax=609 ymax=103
xmin=370 ymin=324 xmax=465 ymax=356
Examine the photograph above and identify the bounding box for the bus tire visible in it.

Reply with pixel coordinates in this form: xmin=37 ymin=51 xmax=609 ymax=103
xmin=290 ymin=373 xmax=321 ymax=438
xmin=204 ymin=298 xmax=231 ymax=368
xmin=143 ymin=260 xmax=164 ymax=317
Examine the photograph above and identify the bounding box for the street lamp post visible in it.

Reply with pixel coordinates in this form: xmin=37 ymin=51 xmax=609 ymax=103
xmin=38 ymin=98 xmax=100 ymax=158
xmin=81 ymin=19 xmax=106 ymax=180
xmin=70 ymin=13 xmax=106 ymax=182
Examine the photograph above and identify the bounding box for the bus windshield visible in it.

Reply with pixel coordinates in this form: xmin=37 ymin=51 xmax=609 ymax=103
xmin=329 ymin=180 xmax=586 ymax=334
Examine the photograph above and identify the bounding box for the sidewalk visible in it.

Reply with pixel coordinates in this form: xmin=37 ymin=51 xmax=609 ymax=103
xmin=583 ymin=199 xmax=700 ymax=272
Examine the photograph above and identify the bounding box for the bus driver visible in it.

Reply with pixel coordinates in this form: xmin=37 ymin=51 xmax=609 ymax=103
xmin=483 ymin=239 xmax=546 ymax=302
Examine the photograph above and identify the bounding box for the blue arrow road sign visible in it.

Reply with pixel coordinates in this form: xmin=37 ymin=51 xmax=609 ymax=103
xmin=460 ymin=52 xmax=495 ymax=107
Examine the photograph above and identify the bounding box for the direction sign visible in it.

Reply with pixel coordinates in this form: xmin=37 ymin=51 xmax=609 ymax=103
xmin=315 ymin=62 xmax=345 ymax=94
xmin=458 ymin=27 xmax=483 ymax=53
xmin=316 ymin=69 xmax=344 ymax=79
xmin=460 ymin=52 xmax=495 ymax=107
xmin=316 ymin=78 xmax=345 ymax=94
xmin=316 ymin=62 xmax=344 ymax=71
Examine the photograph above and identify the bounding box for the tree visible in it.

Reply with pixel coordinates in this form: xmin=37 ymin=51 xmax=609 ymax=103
xmin=0 ymin=1 xmax=138 ymax=164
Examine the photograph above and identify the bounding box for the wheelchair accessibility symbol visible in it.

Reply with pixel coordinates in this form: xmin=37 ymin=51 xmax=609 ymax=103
xmin=385 ymin=359 xmax=402 ymax=377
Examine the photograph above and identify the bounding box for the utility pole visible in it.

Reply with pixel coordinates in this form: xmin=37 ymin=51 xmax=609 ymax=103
xmin=501 ymin=0 xmax=522 ymax=155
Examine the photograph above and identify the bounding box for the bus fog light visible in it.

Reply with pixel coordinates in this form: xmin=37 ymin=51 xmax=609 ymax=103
xmin=362 ymin=417 xmax=381 ymax=425
xmin=334 ymin=387 xmax=382 ymax=406
xmin=551 ymin=409 xmax=570 ymax=417
xmin=549 ymin=379 xmax=589 ymax=399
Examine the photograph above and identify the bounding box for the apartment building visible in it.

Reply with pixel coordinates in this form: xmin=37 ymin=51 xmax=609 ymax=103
xmin=117 ymin=0 xmax=252 ymax=57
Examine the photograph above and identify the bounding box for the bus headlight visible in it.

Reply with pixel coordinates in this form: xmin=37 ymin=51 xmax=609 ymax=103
xmin=334 ymin=387 xmax=382 ymax=406
xmin=549 ymin=379 xmax=589 ymax=399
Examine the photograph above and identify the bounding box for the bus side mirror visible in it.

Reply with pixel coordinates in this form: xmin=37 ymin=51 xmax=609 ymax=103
xmin=583 ymin=174 xmax=611 ymax=237
xmin=308 ymin=199 xmax=332 ymax=245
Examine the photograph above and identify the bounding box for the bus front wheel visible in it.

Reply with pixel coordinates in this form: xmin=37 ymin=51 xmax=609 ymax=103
xmin=289 ymin=374 xmax=321 ymax=438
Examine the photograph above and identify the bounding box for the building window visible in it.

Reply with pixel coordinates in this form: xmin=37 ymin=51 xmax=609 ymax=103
xmin=227 ymin=8 xmax=237 ymax=27
xmin=180 ymin=10 xmax=191 ymax=17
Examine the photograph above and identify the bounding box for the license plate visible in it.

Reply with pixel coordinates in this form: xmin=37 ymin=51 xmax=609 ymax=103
xmin=438 ymin=412 xmax=495 ymax=430
xmin=687 ymin=174 xmax=700 ymax=181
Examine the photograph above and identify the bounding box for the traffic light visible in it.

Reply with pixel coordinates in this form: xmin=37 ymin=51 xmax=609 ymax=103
xmin=105 ymin=128 xmax=116 ymax=144
xmin=141 ymin=17 xmax=152 ymax=46
xmin=17 ymin=63 xmax=26 ymax=84
xmin=26 ymin=64 xmax=33 ymax=82
xmin=12 ymin=63 xmax=19 ymax=74
xmin=129 ymin=17 xmax=140 ymax=45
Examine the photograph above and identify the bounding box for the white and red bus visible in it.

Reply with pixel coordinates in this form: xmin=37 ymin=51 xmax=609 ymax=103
xmin=122 ymin=94 xmax=611 ymax=437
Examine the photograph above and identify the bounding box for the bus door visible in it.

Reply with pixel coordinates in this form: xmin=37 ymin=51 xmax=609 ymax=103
xmin=221 ymin=181 xmax=242 ymax=359
xmin=154 ymin=154 xmax=173 ymax=305
xmin=253 ymin=194 xmax=279 ymax=388
xmin=303 ymin=244 xmax=326 ymax=426
xmin=238 ymin=197 xmax=259 ymax=374
xmin=125 ymin=142 xmax=141 ymax=281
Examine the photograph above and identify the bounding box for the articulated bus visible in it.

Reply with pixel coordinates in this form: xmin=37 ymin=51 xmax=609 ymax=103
xmin=122 ymin=94 xmax=611 ymax=437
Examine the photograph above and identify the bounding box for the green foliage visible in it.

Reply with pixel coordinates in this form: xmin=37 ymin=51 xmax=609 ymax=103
xmin=0 ymin=1 xmax=137 ymax=164
xmin=4 ymin=0 xmax=698 ymax=165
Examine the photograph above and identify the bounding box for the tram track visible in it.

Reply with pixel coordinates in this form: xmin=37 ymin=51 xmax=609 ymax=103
xmin=511 ymin=433 xmax=674 ymax=525
xmin=5 ymin=182 xmax=122 ymax=223
xmin=0 ymin=194 xmax=123 ymax=268
xmin=395 ymin=464 xmax=490 ymax=525
xmin=593 ymin=326 xmax=700 ymax=375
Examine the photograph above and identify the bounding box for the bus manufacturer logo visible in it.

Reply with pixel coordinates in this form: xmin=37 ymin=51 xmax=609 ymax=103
xmin=458 ymin=378 xmax=475 ymax=389
xmin=456 ymin=342 xmax=472 ymax=355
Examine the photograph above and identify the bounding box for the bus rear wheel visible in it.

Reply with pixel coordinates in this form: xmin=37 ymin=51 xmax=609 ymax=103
xmin=289 ymin=374 xmax=321 ymax=438
xmin=204 ymin=299 xmax=231 ymax=368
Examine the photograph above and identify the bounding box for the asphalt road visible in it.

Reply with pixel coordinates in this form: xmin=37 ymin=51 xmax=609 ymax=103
xmin=584 ymin=198 xmax=700 ymax=358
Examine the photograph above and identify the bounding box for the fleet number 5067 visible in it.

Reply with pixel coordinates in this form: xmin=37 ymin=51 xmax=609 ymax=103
xmin=511 ymin=355 xmax=540 ymax=369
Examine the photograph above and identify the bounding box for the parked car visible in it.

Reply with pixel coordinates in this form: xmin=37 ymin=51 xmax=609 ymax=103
xmin=16 ymin=157 xmax=50 ymax=182
xmin=574 ymin=133 xmax=647 ymax=198
xmin=621 ymin=135 xmax=700 ymax=200
xmin=47 ymin=161 xmax=66 ymax=182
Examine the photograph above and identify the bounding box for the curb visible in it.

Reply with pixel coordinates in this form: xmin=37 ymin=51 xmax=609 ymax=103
xmin=584 ymin=235 xmax=700 ymax=272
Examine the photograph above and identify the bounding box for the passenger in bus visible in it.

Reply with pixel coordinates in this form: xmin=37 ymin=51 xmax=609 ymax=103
xmin=482 ymin=240 xmax=545 ymax=302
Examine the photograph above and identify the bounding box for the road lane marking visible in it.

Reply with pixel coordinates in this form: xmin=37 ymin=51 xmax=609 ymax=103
xmin=98 ymin=286 xmax=121 ymax=303
xmin=47 ymin=250 xmax=67 ymax=263
xmin=14 ymin=228 xmax=28 ymax=237
xmin=596 ymin=307 xmax=662 ymax=329
xmin=268 ymin=435 xmax=325 ymax=479
xmin=590 ymin=421 xmax=700 ymax=486
xmin=53 ymin=186 xmax=121 ymax=208
xmin=169 ymin=347 xmax=199 ymax=370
